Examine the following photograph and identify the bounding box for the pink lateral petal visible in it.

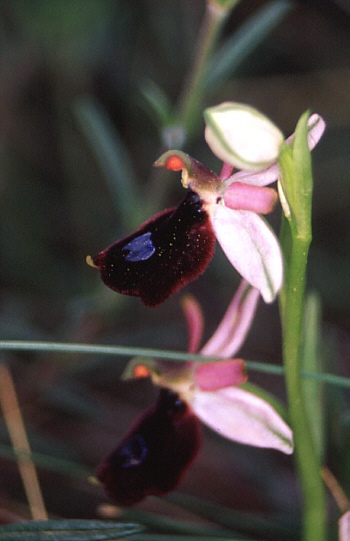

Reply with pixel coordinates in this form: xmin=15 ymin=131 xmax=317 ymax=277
xmin=224 ymin=182 xmax=278 ymax=214
xmin=212 ymin=206 xmax=283 ymax=303
xmin=194 ymin=359 xmax=247 ymax=391
xmin=201 ymin=279 xmax=259 ymax=358
xmin=181 ymin=295 xmax=204 ymax=354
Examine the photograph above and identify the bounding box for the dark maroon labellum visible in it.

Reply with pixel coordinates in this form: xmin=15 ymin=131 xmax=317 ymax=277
xmin=97 ymin=389 xmax=202 ymax=506
xmin=90 ymin=190 xmax=215 ymax=306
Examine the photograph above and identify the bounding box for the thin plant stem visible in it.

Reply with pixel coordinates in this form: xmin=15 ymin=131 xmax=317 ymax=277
xmin=177 ymin=1 xmax=238 ymax=139
xmin=279 ymin=113 xmax=327 ymax=541
xmin=0 ymin=362 xmax=48 ymax=520
xmin=147 ymin=1 xmax=239 ymax=213
xmin=281 ymin=236 xmax=326 ymax=541
xmin=0 ymin=340 xmax=350 ymax=388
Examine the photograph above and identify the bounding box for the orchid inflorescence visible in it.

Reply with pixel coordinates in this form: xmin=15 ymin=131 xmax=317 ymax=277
xmin=88 ymin=102 xmax=325 ymax=506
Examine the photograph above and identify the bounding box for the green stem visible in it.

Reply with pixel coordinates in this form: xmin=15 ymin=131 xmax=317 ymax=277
xmin=281 ymin=232 xmax=326 ymax=541
xmin=177 ymin=1 xmax=237 ymax=138
xmin=147 ymin=1 xmax=239 ymax=213
xmin=146 ymin=1 xmax=235 ymax=213
xmin=0 ymin=340 xmax=350 ymax=388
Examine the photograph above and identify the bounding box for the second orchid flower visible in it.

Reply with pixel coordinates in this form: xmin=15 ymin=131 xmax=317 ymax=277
xmin=97 ymin=281 xmax=293 ymax=506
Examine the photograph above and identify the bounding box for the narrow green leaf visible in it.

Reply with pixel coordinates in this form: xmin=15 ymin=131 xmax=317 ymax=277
xmin=0 ymin=443 xmax=92 ymax=480
xmin=41 ymin=382 xmax=106 ymax=421
xmin=166 ymin=493 xmax=298 ymax=540
xmin=139 ymin=79 xmax=173 ymax=127
xmin=130 ymin=536 xmax=252 ymax=541
xmin=0 ymin=520 xmax=142 ymax=541
xmin=211 ymin=0 xmax=242 ymax=10
xmin=120 ymin=508 xmax=232 ymax=537
xmin=74 ymin=96 xmax=140 ymax=229
xmin=205 ymin=0 xmax=294 ymax=90
xmin=0 ymin=340 xmax=350 ymax=388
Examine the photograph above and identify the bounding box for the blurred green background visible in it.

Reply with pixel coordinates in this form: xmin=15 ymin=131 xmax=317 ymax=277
xmin=0 ymin=0 xmax=349 ymax=537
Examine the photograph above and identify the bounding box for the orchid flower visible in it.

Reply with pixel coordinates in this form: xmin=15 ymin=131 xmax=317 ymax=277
xmin=87 ymin=103 xmax=325 ymax=306
xmin=156 ymin=107 xmax=325 ymax=303
xmin=146 ymin=280 xmax=293 ymax=454
xmin=97 ymin=281 xmax=293 ymax=506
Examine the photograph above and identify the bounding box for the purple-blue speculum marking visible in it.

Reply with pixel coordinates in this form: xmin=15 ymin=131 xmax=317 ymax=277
xmin=119 ymin=434 xmax=148 ymax=468
xmin=122 ymin=232 xmax=156 ymax=262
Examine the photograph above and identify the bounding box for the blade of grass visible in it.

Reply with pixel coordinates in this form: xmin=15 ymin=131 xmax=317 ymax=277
xmin=130 ymin=536 xmax=252 ymax=541
xmin=205 ymin=0 xmax=294 ymax=90
xmin=0 ymin=362 xmax=48 ymax=520
xmin=99 ymin=503 xmax=233 ymax=538
xmin=0 ymin=340 xmax=350 ymax=388
xmin=0 ymin=341 xmax=349 ymax=388
xmin=166 ymin=492 xmax=298 ymax=540
xmin=74 ymin=96 xmax=141 ymax=229
xmin=0 ymin=443 xmax=93 ymax=480
xmin=0 ymin=520 xmax=142 ymax=541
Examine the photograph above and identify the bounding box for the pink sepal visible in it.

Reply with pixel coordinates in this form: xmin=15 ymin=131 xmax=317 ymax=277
xmin=212 ymin=206 xmax=283 ymax=303
xmin=201 ymin=280 xmax=259 ymax=358
xmin=181 ymin=295 xmax=204 ymax=354
xmin=191 ymin=387 xmax=294 ymax=454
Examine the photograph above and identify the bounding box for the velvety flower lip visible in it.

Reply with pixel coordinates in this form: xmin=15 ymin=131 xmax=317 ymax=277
xmin=87 ymin=189 xmax=216 ymax=306
xmin=97 ymin=388 xmax=201 ymax=506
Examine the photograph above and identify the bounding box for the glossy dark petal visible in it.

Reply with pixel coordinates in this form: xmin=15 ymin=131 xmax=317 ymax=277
xmin=91 ymin=190 xmax=215 ymax=306
xmin=97 ymin=389 xmax=202 ymax=506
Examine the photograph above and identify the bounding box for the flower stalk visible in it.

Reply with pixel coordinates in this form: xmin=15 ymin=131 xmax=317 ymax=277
xmin=278 ymin=112 xmax=326 ymax=541
xmin=177 ymin=1 xmax=239 ymax=139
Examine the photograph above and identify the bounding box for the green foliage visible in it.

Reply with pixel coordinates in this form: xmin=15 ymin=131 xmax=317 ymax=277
xmin=0 ymin=520 xmax=142 ymax=541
